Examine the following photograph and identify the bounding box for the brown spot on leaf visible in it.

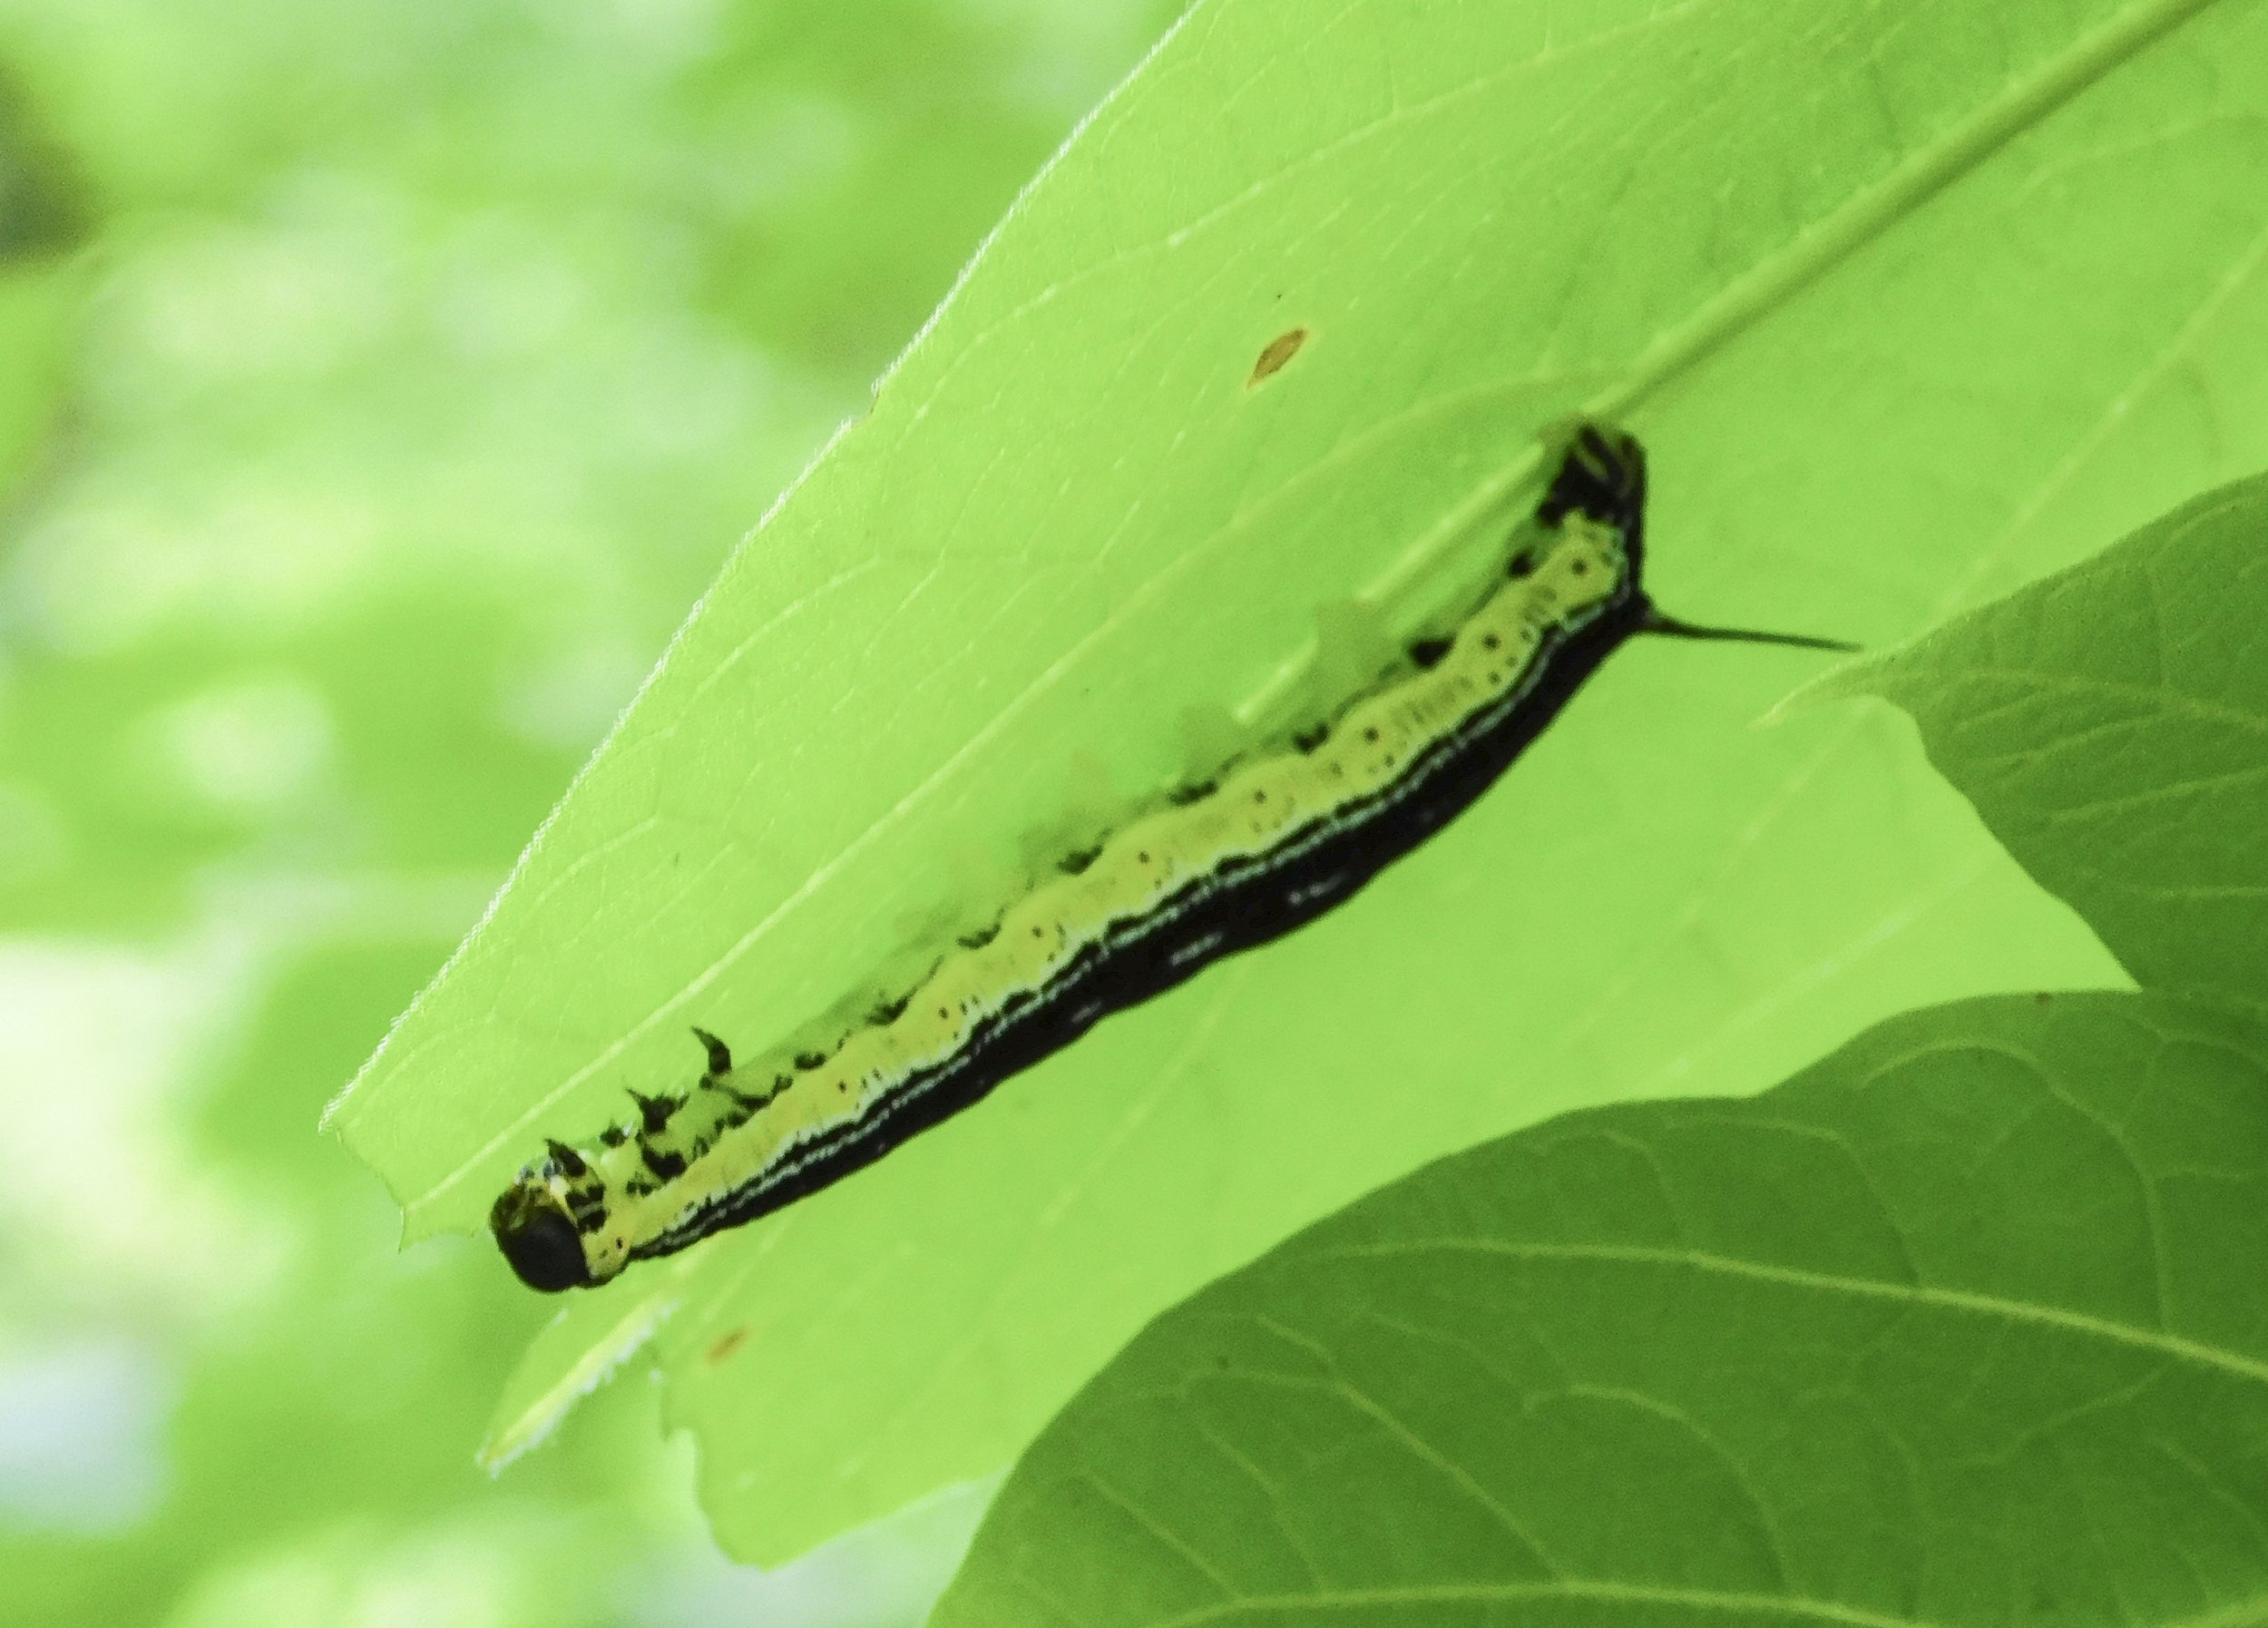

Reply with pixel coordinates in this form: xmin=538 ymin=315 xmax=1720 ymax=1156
xmin=707 ymin=1327 xmax=748 ymax=1365
xmin=1247 ymin=327 xmax=1308 ymax=387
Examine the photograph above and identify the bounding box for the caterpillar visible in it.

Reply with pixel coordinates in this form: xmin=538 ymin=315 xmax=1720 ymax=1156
xmin=491 ymin=419 xmax=1853 ymax=1291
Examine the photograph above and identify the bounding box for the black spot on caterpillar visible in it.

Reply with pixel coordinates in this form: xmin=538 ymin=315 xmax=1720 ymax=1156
xmin=488 ymin=419 xmax=1856 ymax=1292
xmin=692 ymin=1026 xmax=732 ymax=1077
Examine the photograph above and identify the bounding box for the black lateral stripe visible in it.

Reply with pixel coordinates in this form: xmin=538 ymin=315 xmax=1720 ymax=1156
xmin=491 ymin=419 xmax=1866 ymax=1293
xmin=630 ymin=586 xmax=1650 ymax=1264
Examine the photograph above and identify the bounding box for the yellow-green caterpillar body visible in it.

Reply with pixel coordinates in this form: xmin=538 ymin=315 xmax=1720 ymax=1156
xmin=490 ymin=421 xmax=1850 ymax=1290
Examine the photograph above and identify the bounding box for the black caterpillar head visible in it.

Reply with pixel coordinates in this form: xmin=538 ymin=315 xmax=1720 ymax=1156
xmin=489 ymin=1180 xmax=592 ymax=1292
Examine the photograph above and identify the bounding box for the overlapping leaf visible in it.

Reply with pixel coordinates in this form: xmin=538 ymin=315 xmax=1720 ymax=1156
xmin=934 ymin=991 xmax=2268 ymax=1627
xmin=1819 ymin=471 xmax=2268 ymax=1010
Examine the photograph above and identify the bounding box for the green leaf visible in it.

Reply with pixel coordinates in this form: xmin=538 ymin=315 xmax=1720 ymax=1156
xmin=327 ymin=0 xmax=2268 ymax=1560
xmin=935 ymin=990 xmax=2268 ymax=1628
xmin=1815 ymin=471 xmax=2268 ymax=1012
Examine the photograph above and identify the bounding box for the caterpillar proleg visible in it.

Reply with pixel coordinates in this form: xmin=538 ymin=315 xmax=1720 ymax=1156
xmin=491 ymin=420 xmax=1853 ymax=1290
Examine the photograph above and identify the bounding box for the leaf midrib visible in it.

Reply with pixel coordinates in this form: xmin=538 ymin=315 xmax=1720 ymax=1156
xmin=1314 ymin=1237 xmax=2268 ymax=1385
xmin=1139 ymin=1577 xmax=2268 ymax=1628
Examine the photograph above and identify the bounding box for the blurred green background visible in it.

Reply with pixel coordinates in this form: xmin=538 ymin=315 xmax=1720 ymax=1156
xmin=0 ymin=1 xmax=1179 ymax=1622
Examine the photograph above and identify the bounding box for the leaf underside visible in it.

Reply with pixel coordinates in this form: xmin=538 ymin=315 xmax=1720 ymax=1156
xmin=331 ymin=0 xmax=2268 ymax=1560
